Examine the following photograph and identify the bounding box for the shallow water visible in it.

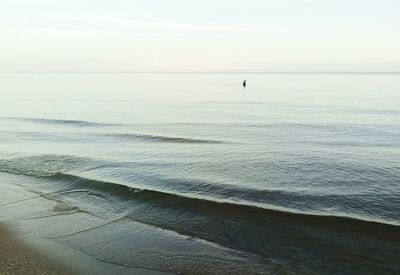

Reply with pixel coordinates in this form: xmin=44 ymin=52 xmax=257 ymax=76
xmin=0 ymin=73 xmax=399 ymax=274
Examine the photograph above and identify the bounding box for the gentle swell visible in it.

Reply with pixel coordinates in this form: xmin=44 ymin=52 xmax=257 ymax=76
xmin=48 ymin=173 xmax=399 ymax=240
xmin=3 ymin=117 xmax=120 ymax=127
xmin=1 ymin=155 xmax=398 ymax=239
xmin=106 ymin=133 xmax=225 ymax=144
xmin=0 ymin=130 xmax=226 ymax=144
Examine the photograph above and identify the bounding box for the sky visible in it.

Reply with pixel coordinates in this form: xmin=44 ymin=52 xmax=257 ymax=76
xmin=0 ymin=0 xmax=399 ymax=73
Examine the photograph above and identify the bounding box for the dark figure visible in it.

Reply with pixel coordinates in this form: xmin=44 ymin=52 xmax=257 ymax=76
xmin=243 ymin=80 xmax=246 ymax=87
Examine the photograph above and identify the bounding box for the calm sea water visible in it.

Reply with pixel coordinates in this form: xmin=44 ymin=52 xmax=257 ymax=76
xmin=0 ymin=73 xmax=399 ymax=274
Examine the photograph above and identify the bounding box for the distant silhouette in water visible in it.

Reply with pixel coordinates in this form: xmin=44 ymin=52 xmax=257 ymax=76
xmin=243 ymin=80 xmax=246 ymax=87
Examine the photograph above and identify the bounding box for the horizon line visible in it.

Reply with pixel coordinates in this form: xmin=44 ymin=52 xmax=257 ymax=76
xmin=1 ymin=71 xmax=400 ymax=75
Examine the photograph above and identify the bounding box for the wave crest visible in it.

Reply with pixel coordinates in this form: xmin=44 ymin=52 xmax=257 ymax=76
xmin=3 ymin=117 xmax=119 ymax=127
xmin=107 ymin=133 xmax=225 ymax=144
xmin=47 ymin=173 xmax=400 ymax=237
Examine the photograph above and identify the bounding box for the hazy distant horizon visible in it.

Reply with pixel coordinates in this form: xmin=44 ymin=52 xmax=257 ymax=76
xmin=2 ymin=71 xmax=400 ymax=74
xmin=1 ymin=0 xmax=399 ymax=73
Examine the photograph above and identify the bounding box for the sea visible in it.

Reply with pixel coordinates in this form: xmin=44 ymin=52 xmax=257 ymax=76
xmin=0 ymin=73 xmax=399 ymax=274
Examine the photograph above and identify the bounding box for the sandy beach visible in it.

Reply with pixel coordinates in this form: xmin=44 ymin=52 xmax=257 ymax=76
xmin=0 ymin=224 xmax=72 ymax=275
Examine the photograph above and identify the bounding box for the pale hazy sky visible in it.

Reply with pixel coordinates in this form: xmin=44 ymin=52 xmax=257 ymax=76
xmin=1 ymin=0 xmax=399 ymax=72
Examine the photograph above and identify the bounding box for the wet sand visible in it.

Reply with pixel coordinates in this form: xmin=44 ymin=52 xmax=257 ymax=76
xmin=0 ymin=224 xmax=72 ymax=275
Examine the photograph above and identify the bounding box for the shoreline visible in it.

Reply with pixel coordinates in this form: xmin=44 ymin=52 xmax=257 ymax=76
xmin=0 ymin=222 xmax=165 ymax=275
xmin=0 ymin=175 xmax=165 ymax=275
xmin=0 ymin=224 xmax=72 ymax=274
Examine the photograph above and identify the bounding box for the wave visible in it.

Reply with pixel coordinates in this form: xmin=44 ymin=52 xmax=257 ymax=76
xmin=0 ymin=154 xmax=398 ymax=239
xmin=104 ymin=133 xmax=225 ymax=144
xmin=3 ymin=117 xmax=120 ymax=127
xmin=0 ymin=129 xmax=226 ymax=144
xmin=45 ymin=173 xmax=400 ymax=238
xmin=0 ymin=154 xmax=398 ymax=234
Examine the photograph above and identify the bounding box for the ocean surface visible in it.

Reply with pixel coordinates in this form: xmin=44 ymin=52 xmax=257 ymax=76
xmin=0 ymin=73 xmax=399 ymax=274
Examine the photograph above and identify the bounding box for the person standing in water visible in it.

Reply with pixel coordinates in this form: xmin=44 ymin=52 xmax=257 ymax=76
xmin=243 ymin=80 xmax=246 ymax=87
